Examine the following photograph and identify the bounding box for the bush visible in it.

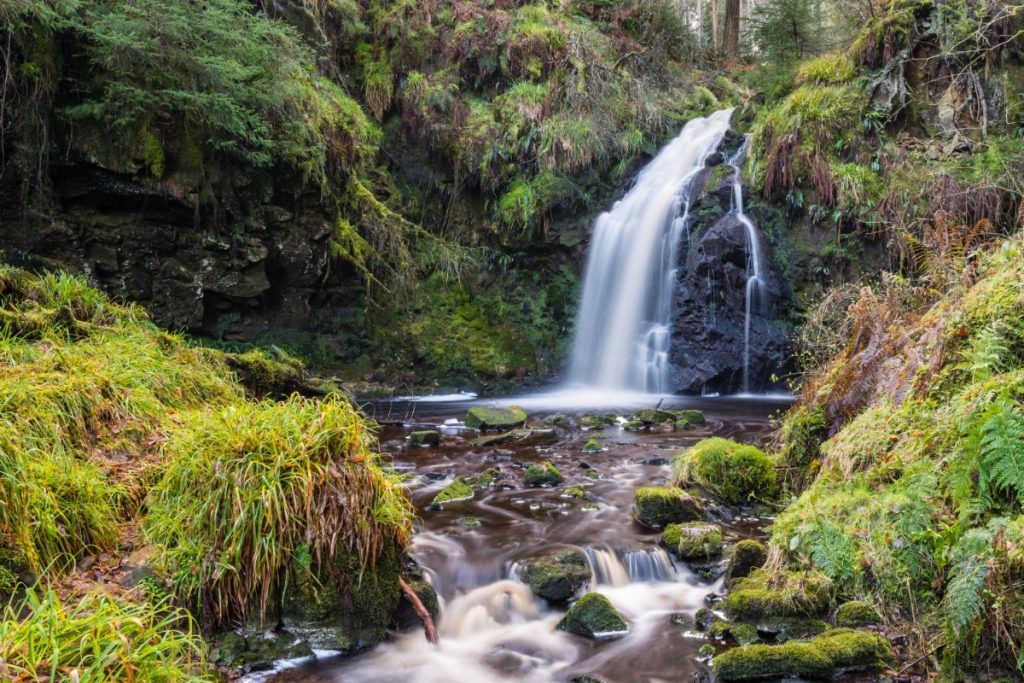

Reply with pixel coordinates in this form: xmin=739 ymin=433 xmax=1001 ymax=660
xmin=673 ymin=438 xmax=777 ymax=504
xmin=0 ymin=589 xmax=214 ymax=682
xmin=145 ymin=395 xmax=413 ymax=628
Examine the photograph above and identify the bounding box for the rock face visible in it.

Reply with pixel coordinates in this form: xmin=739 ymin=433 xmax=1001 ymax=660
xmin=669 ymin=146 xmax=788 ymax=395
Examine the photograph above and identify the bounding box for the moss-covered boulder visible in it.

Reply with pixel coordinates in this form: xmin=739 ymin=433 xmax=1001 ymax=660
xmin=673 ymin=438 xmax=777 ymax=505
xmin=579 ymin=413 xmax=618 ymax=429
xmin=630 ymin=408 xmax=677 ymax=427
xmin=465 ymin=405 xmax=527 ymax=431
xmin=524 ymin=461 xmax=564 ymax=487
xmin=726 ymin=540 xmax=768 ymax=582
xmin=409 ymin=430 xmax=441 ymax=447
xmin=564 ymin=485 xmax=595 ymax=501
xmin=713 ymin=640 xmax=833 ymax=681
xmin=430 ymin=478 xmax=474 ymax=507
xmin=713 ymin=626 xmax=894 ymax=680
xmin=673 ymin=409 xmax=706 ymax=429
xmin=582 ymin=437 xmax=603 ymax=453
xmin=522 ymin=550 xmax=591 ymax=602
xmin=633 ymin=486 xmax=704 ymax=528
xmin=662 ymin=523 xmax=723 ymax=560
xmin=557 ymin=592 xmax=628 ymax=639
xmin=835 ymin=600 xmax=883 ymax=627
xmin=725 ymin=569 xmax=832 ymax=621
xmin=209 ymin=629 xmax=314 ymax=670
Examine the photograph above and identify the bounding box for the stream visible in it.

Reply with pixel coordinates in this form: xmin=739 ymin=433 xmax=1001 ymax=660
xmin=264 ymin=393 xmax=790 ymax=683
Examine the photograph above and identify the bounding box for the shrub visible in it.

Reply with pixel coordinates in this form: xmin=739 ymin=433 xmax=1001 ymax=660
xmin=0 ymin=589 xmax=214 ymax=682
xmin=145 ymin=395 xmax=413 ymax=628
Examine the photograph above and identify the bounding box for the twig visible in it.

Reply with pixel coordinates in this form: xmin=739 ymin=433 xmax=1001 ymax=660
xmin=399 ymin=577 xmax=439 ymax=644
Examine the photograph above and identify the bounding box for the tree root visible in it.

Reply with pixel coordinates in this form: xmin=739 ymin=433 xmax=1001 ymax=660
xmin=399 ymin=577 xmax=439 ymax=645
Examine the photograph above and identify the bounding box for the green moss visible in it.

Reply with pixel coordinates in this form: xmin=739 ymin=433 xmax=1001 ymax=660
xmin=725 ymin=569 xmax=832 ymax=621
xmin=812 ymin=628 xmax=894 ymax=671
xmin=633 ymin=487 xmax=704 ymax=528
xmin=727 ymin=540 xmax=768 ymax=582
xmin=673 ymin=409 xmax=706 ymax=429
xmin=674 ymin=523 xmax=724 ymax=561
xmin=466 ymin=405 xmax=528 ymax=431
xmin=713 ymin=641 xmax=833 ymax=681
xmin=431 ymin=479 xmax=474 ymax=507
xmin=795 ymin=53 xmax=857 ymax=85
xmin=631 ymin=408 xmax=677 ymax=426
xmin=579 ymin=413 xmax=617 ymax=429
xmin=731 ymin=622 xmax=761 ymax=646
xmin=557 ymin=592 xmax=628 ymax=639
xmin=835 ymin=600 xmax=883 ymax=627
xmin=564 ymin=486 xmax=594 ymax=501
xmin=223 ymin=349 xmax=306 ymax=398
xmin=524 ymin=461 xmax=564 ymax=487
xmin=673 ymin=438 xmax=777 ymax=505
xmin=583 ymin=437 xmax=603 ymax=452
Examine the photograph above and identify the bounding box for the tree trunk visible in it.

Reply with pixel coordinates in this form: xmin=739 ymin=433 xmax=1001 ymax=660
xmin=723 ymin=0 xmax=740 ymax=58
xmin=710 ymin=0 xmax=719 ymax=50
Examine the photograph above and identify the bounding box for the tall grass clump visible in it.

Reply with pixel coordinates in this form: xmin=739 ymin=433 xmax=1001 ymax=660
xmin=0 ymin=589 xmax=214 ymax=682
xmin=145 ymin=395 xmax=413 ymax=628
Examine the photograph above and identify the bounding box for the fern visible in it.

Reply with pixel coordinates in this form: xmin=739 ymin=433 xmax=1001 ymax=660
xmin=961 ymin=325 xmax=1011 ymax=382
xmin=943 ymin=522 xmax=1004 ymax=635
xmin=978 ymin=402 xmax=1024 ymax=507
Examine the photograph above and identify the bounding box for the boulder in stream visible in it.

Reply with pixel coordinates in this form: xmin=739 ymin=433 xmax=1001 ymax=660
xmin=465 ymin=405 xmax=527 ymax=431
xmin=661 ymin=522 xmax=723 ymax=560
xmin=557 ymin=592 xmax=628 ymax=639
xmin=524 ymin=461 xmax=564 ymax=487
xmin=712 ymin=628 xmax=894 ymax=681
xmin=409 ymin=430 xmax=441 ymax=447
xmin=522 ymin=550 xmax=591 ymax=602
xmin=726 ymin=539 xmax=767 ymax=582
xmin=835 ymin=600 xmax=883 ymax=627
xmin=430 ymin=479 xmax=474 ymax=508
xmin=633 ymin=486 xmax=705 ymax=528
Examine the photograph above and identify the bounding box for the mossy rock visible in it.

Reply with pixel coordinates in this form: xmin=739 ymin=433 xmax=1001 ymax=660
xmin=430 ymin=478 xmax=474 ymax=507
xmin=835 ymin=600 xmax=883 ymax=627
xmin=673 ymin=409 xmax=706 ymax=429
xmin=662 ymin=522 xmax=723 ymax=560
xmin=579 ymin=413 xmax=618 ymax=429
xmin=731 ymin=622 xmax=761 ymax=646
xmin=465 ymin=405 xmax=527 ymax=431
xmin=713 ymin=640 xmax=833 ymax=681
xmin=564 ymin=486 xmax=595 ymax=501
xmin=410 ymin=430 xmax=441 ymax=447
xmin=544 ymin=414 xmax=569 ymax=427
xmin=522 ymin=550 xmax=591 ymax=602
xmin=209 ymin=630 xmax=313 ymax=670
xmin=466 ymin=467 xmax=501 ymax=488
xmin=727 ymin=540 xmax=768 ymax=582
xmin=725 ymin=569 xmax=832 ymax=621
xmin=674 ymin=437 xmax=777 ymax=505
xmin=524 ymin=461 xmax=564 ymax=487
xmin=395 ymin=578 xmax=440 ymax=631
xmin=582 ymin=437 xmax=603 ymax=453
xmin=584 ymin=469 xmax=599 ymax=480
xmin=630 ymin=408 xmax=677 ymax=427
xmin=633 ymin=486 xmax=704 ymax=528
xmin=557 ymin=592 xmax=628 ymax=639
xmin=223 ymin=349 xmax=306 ymax=399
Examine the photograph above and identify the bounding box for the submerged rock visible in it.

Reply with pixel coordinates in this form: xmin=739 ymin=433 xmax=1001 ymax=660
xmin=430 ymin=479 xmax=474 ymax=508
xmin=465 ymin=406 xmax=527 ymax=431
xmin=522 ymin=550 xmax=591 ymax=602
xmin=633 ymin=486 xmax=705 ymax=528
xmin=557 ymin=593 xmax=628 ymax=639
xmin=470 ymin=431 xmax=515 ymax=447
xmin=409 ymin=430 xmax=441 ymax=447
xmin=209 ymin=629 xmax=313 ymax=671
xmin=524 ymin=461 xmax=564 ymax=487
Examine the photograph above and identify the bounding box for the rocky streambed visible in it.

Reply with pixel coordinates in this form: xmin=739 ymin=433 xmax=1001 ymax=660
xmin=249 ymin=394 xmax=889 ymax=683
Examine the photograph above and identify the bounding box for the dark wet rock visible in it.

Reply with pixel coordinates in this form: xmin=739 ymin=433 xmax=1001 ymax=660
xmin=466 ymin=406 xmax=527 ymax=431
xmin=695 ymin=607 xmax=721 ymax=631
xmin=569 ymin=676 xmax=607 ymax=683
xmin=557 ymin=593 xmax=628 ymax=639
xmin=209 ymin=629 xmax=313 ymax=672
xmin=633 ymin=486 xmax=705 ymax=528
xmin=409 ymin=430 xmax=441 ymax=447
xmin=670 ymin=612 xmax=693 ymax=627
xmin=668 ymin=171 xmax=787 ymax=395
xmin=524 ymin=461 xmax=564 ymax=487
xmin=563 ymin=486 xmax=596 ymax=502
xmin=522 ymin=550 xmax=591 ymax=602
xmin=726 ymin=540 xmax=768 ymax=582
xmin=639 ymin=457 xmax=671 ymax=466
xmin=395 ymin=579 xmax=440 ymax=631
xmin=421 ymin=471 xmax=449 ymax=482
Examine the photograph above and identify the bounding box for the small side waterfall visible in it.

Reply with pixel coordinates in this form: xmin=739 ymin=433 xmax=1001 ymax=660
xmin=584 ymin=546 xmax=677 ymax=586
xmin=727 ymin=138 xmax=766 ymax=393
xmin=567 ymin=110 xmax=734 ymax=393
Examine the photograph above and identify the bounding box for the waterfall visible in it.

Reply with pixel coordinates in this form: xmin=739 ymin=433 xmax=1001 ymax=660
xmin=584 ymin=546 xmax=677 ymax=586
xmin=727 ymin=137 xmax=765 ymax=393
xmin=567 ymin=109 xmax=734 ymax=393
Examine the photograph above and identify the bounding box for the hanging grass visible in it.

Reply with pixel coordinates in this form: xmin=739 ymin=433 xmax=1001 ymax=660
xmin=145 ymin=395 xmax=414 ymax=629
xmin=0 ymin=589 xmax=215 ymax=682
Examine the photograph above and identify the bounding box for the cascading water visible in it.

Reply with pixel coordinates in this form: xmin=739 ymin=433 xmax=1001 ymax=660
xmin=567 ymin=109 xmax=734 ymax=393
xmin=727 ymin=138 xmax=766 ymax=393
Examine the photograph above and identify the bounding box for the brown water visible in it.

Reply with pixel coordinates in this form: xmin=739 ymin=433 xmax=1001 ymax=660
xmin=263 ymin=394 xmax=790 ymax=683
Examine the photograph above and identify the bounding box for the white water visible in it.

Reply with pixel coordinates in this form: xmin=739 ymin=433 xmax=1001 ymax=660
xmin=727 ymin=138 xmax=766 ymax=393
xmin=567 ymin=109 xmax=734 ymax=394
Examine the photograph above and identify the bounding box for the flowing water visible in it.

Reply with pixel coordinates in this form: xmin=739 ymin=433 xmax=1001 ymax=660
xmin=264 ymin=396 xmax=788 ymax=683
xmin=727 ymin=138 xmax=766 ymax=394
xmin=567 ymin=110 xmax=734 ymax=393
